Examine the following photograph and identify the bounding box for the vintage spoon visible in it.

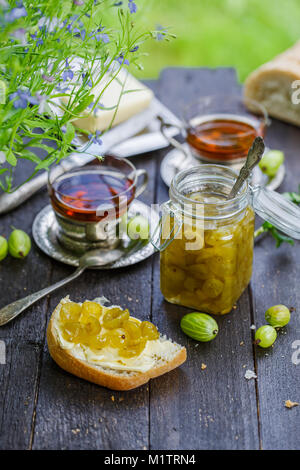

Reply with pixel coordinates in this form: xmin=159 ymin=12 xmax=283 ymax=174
xmin=0 ymin=248 xmax=124 ymax=326
xmin=227 ymin=136 xmax=265 ymax=200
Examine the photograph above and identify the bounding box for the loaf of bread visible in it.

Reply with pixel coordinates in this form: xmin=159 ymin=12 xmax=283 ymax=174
xmin=244 ymin=41 xmax=300 ymax=126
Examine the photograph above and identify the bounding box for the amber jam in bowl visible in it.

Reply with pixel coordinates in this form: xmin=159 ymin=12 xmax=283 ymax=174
xmin=160 ymin=95 xmax=268 ymax=169
xmin=184 ymin=95 xmax=267 ymax=164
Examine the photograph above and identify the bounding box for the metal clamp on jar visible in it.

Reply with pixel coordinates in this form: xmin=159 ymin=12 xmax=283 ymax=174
xmin=152 ymin=165 xmax=300 ymax=315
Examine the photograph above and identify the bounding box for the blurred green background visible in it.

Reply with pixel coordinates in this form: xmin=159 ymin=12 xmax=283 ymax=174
xmin=134 ymin=0 xmax=300 ymax=81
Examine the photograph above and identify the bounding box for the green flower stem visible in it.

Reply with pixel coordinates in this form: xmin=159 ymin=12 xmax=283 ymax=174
xmin=254 ymin=225 xmax=266 ymax=239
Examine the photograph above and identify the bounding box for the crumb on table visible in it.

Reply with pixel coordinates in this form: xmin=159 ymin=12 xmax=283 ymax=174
xmin=285 ymin=400 xmax=299 ymax=409
xmin=244 ymin=369 xmax=257 ymax=380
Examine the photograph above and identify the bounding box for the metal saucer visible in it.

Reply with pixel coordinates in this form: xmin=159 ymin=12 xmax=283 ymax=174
xmin=32 ymin=200 xmax=159 ymax=269
xmin=160 ymin=143 xmax=286 ymax=190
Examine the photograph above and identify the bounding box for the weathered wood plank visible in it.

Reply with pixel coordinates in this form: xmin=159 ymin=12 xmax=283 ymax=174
xmin=252 ymin=118 xmax=300 ymax=450
xmin=0 ymin=339 xmax=41 ymax=449
xmin=0 ymin=161 xmax=51 ymax=449
xmin=0 ymin=172 xmax=52 ymax=341
xmin=149 ymin=68 xmax=260 ymax=450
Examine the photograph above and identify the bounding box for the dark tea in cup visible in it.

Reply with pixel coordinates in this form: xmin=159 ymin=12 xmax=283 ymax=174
xmin=48 ymin=155 xmax=148 ymax=253
xmin=50 ymin=163 xmax=135 ymax=223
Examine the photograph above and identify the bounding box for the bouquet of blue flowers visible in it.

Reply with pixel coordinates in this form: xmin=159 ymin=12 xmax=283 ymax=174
xmin=0 ymin=0 xmax=171 ymax=192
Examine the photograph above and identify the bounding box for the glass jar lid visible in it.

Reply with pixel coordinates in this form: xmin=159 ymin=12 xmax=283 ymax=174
xmin=251 ymin=185 xmax=300 ymax=239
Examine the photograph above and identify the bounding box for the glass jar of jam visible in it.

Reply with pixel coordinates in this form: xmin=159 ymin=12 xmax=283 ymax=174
xmin=155 ymin=165 xmax=300 ymax=315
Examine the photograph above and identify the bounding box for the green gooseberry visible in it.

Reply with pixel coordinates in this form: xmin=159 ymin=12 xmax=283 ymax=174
xmin=255 ymin=325 xmax=277 ymax=348
xmin=259 ymin=150 xmax=284 ymax=178
xmin=265 ymin=304 xmax=291 ymax=328
xmin=127 ymin=215 xmax=150 ymax=241
xmin=181 ymin=312 xmax=219 ymax=342
xmin=0 ymin=236 xmax=8 ymax=261
xmin=8 ymin=229 xmax=31 ymax=259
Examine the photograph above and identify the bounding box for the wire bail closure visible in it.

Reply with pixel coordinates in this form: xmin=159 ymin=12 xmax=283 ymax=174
xmin=150 ymin=200 xmax=183 ymax=251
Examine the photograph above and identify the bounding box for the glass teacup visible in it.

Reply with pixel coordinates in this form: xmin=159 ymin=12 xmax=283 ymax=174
xmin=48 ymin=155 xmax=148 ymax=253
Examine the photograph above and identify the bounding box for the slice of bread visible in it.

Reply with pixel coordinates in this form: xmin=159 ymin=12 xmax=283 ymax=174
xmin=47 ymin=298 xmax=186 ymax=391
xmin=244 ymin=41 xmax=300 ymax=127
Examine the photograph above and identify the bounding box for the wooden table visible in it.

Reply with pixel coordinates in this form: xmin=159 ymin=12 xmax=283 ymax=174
xmin=0 ymin=68 xmax=299 ymax=451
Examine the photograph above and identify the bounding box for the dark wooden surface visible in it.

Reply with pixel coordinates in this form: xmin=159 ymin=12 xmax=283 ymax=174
xmin=0 ymin=68 xmax=299 ymax=450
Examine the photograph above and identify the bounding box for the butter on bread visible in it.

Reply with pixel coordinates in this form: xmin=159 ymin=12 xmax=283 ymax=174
xmin=47 ymin=297 xmax=186 ymax=391
xmin=72 ymin=71 xmax=153 ymax=133
xmin=244 ymin=41 xmax=300 ymax=127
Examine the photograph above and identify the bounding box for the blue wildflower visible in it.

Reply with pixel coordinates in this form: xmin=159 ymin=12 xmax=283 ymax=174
xmin=38 ymin=25 xmax=47 ymax=33
xmin=9 ymin=89 xmax=39 ymax=109
xmin=73 ymin=27 xmax=86 ymax=40
xmin=128 ymin=0 xmax=137 ymax=14
xmin=130 ymin=45 xmax=139 ymax=52
xmin=30 ymin=32 xmax=44 ymax=46
xmin=88 ymin=130 xmax=102 ymax=146
xmin=62 ymin=59 xmax=74 ymax=82
xmin=82 ymin=73 xmax=93 ymax=88
xmin=114 ymin=1 xmax=123 ymax=5
xmin=90 ymin=27 xmax=109 ymax=44
xmin=156 ymin=24 xmax=167 ymax=41
xmin=115 ymin=54 xmax=129 ymax=66
xmin=62 ymin=69 xmax=73 ymax=82
xmin=5 ymin=3 xmax=27 ymax=23
xmin=64 ymin=15 xmax=85 ymax=41
xmin=96 ymin=32 xmax=109 ymax=43
xmin=9 ymin=91 xmax=27 ymax=109
xmin=87 ymin=101 xmax=104 ymax=116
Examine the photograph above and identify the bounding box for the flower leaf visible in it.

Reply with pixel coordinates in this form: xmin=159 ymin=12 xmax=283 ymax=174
xmin=19 ymin=150 xmax=41 ymax=164
xmin=72 ymin=94 xmax=95 ymax=116
xmin=64 ymin=122 xmax=75 ymax=145
xmin=6 ymin=150 xmax=17 ymax=167
xmin=35 ymin=155 xmax=57 ymax=171
xmin=261 ymin=221 xmax=294 ymax=248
